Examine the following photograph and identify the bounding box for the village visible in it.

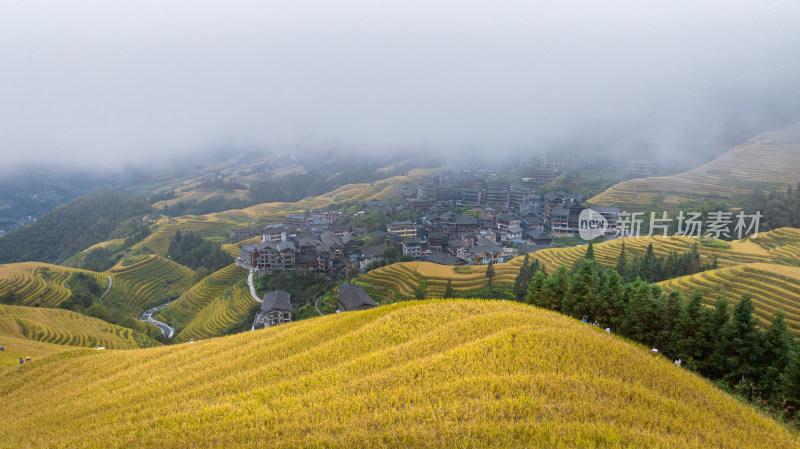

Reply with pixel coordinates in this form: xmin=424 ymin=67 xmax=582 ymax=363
xmin=237 ymin=160 xmax=625 ymax=329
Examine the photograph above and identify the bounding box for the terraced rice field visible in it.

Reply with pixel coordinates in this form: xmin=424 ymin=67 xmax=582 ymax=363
xmin=0 ymin=262 xmax=109 ymax=307
xmin=0 ymin=304 xmax=153 ymax=350
xmin=2 ymin=300 xmax=798 ymax=448
xmin=361 ymin=234 xmax=787 ymax=298
xmin=175 ymin=283 xmax=259 ymax=343
xmin=130 ymin=217 xmax=237 ymax=256
xmin=659 ymin=263 xmax=800 ymax=334
xmin=160 ymin=264 xmax=246 ymax=332
xmin=105 ymin=255 xmax=196 ymax=314
xmin=590 ymin=122 xmax=800 ymax=209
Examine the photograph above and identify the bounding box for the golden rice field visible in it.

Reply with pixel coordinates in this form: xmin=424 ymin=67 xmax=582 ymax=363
xmin=175 ymin=282 xmax=259 ymax=343
xmin=104 ymin=255 xmax=196 ymax=314
xmin=590 ymin=122 xmax=800 ymax=209
xmin=658 ymin=262 xmax=800 ymax=334
xmin=160 ymin=264 xmax=246 ymax=333
xmin=0 ymin=300 xmax=797 ymax=448
xmin=130 ymin=216 xmax=237 ymax=256
xmin=361 ymin=233 xmax=792 ymax=298
xmin=0 ymin=262 xmax=109 ymax=308
xmin=0 ymin=304 xmax=154 ymax=356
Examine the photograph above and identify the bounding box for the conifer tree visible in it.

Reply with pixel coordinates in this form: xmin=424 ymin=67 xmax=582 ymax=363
xmin=485 ymin=258 xmax=495 ymax=289
xmin=621 ymin=279 xmax=660 ymax=346
xmin=705 ymin=294 xmax=734 ymax=379
xmin=676 ymin=289 xmax=706 ymax=365
xmin=444 ymin=279 xmax=454 ymax=299
xmin=616 ymin=242 xmax=627 ymax=279
xmin=761 ymin=310 xmax=794 ymax=400
xmin=525 ymin=270 xmax=546 ymax=306
xmin=657 ymin=290 xmax=684 ymax=356
xmin=727 ymin=293 xmax=763 ymax=390
xmin=513 ymin=253 xmax=531 ymax=301
xmin=543 ymin=265 xmax=570 ymax=311
xmin=585 ymin=241 xmax=595 ymax=261
xmin=595 ymin=268 xmax=624 ymax=329
xmin=563 ymin=259 xmax=598 ymax=319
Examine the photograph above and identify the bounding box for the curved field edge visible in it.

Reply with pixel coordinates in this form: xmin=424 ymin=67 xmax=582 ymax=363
xmin=0 ymin=300 xmax=797 ymax=448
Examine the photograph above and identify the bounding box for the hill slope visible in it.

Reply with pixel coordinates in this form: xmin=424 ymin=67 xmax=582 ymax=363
xmin=589 ymin=122 xmax=800 ymax=209
xmin=0 ymin=191 xmax=152 ymax=264
xmin=0 ymin=300 xmax=797 ymax=448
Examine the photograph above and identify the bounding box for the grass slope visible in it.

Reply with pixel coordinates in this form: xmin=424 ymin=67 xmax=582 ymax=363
xmin=0 ymin=300 xmax=797 ymax=448
xmin=589 ymin=122 xmax=800 ymax=209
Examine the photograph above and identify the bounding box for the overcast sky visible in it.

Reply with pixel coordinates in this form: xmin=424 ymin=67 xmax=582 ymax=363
xmin=1 ymin=1 xmax=799 ymax=170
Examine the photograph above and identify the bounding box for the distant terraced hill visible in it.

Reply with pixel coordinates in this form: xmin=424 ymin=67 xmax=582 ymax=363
xmin=589 ymin=122 xmax=800 ymax=210
xmin=0 ymin=262 xmax=109 ymax=308
xmin=1 ymin=300 xmax=797 ymax=448
xmin=658 ymin=262 xmax=800 ymax=334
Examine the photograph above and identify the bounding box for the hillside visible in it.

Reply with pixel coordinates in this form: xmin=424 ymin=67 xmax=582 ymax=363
xmin=0 ymin=300 xmax=797 ymax=448
xmin=589 ymin=122 xmax=800 ymax=210
xmin=0 ymin=262 xmax=110 ymax=308
xmin=104 ymin=255 xmax=197 ymax=315
xmin=658 ymin=262 xmax=800 ymax=333
xmin=0 ymin=191 xmax=153 ymax=264
xmin=0 ymin=304 xmax=156 ymax=361
xmin=361 ymin=232 xmax=794 ymax=298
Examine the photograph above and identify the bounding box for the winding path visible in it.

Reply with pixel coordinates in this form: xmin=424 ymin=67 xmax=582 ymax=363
xmin=247 ymin=271 xmax=263 ymax=303
xmin=314 ymin=296 xmax=323 ymax=316
xmin=140 ymin=303 xmax=176 ymax=339
xmin=98 ymin=276 xmax=112 ymax=302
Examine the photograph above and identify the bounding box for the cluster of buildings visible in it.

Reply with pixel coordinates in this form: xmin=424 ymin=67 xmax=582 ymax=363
xmin=252 ymin=283 xmax=379 ymax=330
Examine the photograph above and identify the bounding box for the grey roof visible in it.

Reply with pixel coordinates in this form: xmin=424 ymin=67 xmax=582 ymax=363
xmin=361 ymin=244 xmax=386 ymax=258
xmin=507 ymin=225 xmax=523 ymax=233
xmin=425 ymin=251 xmax=461 ymax=265
xmin=262 ymin=290 xmax=291 ymax=312
xmin=497 ymin=212 xmax=518 ymax=222
xmin=320 ymin=232 xmax=343 ymax=248
xmin=277 ymin=240 xmax=296 ymax=252
xmin=294 ymin=235 xmax=318 ymax=247
xmin=338 ymin=284 xmax=379 ymax=311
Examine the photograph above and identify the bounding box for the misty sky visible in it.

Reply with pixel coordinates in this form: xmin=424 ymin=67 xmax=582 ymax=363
xmin=1 ymin=1 xmax=799 ymax=169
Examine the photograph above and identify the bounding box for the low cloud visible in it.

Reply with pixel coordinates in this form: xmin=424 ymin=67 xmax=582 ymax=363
xmin=1 ymin=1 xmax=799 ymax=169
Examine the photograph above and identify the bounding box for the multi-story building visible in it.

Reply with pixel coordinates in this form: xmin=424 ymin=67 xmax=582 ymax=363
xmin=387 ymin=220 xmax=417 ymax=238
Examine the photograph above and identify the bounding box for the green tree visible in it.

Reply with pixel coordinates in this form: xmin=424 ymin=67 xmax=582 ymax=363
xmin=595 ymin=268 xmax=624 ymax=329
xmin=761 ymin=310 xmax=794 ymax=401
xmin=726 ymin=293 xmax=763 ymax=392
xmin=443 ymin=280 xmax=454 ymax=299
xmin=525 ymin=270 xmax=547 ymax=306
xmin=657 ymin=290 xmax=684 ymax=356
xmin=615 ymin=242 xmax=627 ymax=278
xmin=621 ymin=279 xmax=661 ymax=346
xmin=485 ymin=259 xmax=495 ymax=288
xmin=584 ymin=241 xmax=595 ymax=261
xmin=705 ymin=294 xmax=734 ymax=380
xmin=676 ymin=289 xmax=707 ymax=366
xmin=563 ymin=259 xmax=598 ymax=319
xmin=543 ymin=266 xmax=570 ymax=311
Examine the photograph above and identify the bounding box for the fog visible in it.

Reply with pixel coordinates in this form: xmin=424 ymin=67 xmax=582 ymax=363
xmin=1 ymin=1 xmax=799 ymax=170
